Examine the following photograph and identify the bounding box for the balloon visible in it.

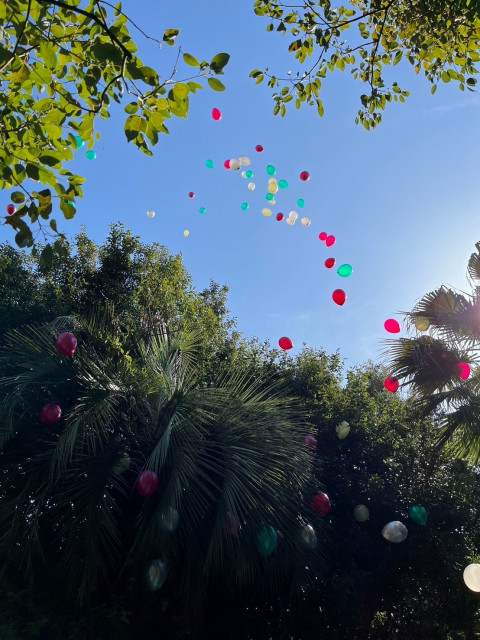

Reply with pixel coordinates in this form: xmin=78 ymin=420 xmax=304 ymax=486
xmin=297 ymin=198 xmax=305 ymax=208
xmin=409 ymin=505 xmax=427 ymax=526
xmin=278 ymin=180 xmax=289 ymax=189
xmin=241 ymin=171 xmax=247 ymax=178
xmin=239 ymin=156 xmax=251 ymax=166
xmin=262 ymin=208 xmax=272 ymax=217
xmin=266 ymin=165 xmax=276 ymax=176
xmin=6 ymin=204 xmax=16 ymax=215
xmin=188 ymin=192 xmax=195 ymax=198
xmin=299 ymin=524 xmax=317 ymax=550
xmin=279 ymin=336 xmax=293 ymax=350
xmin=145 ymin=559 xmax=167 ymax=592
xmin=136 ymin=471 xmax=159 ymax=498
xmin=354 ymin=504 xmax=370 ymax=522
xmin=332 ymin=289 xmax=346 ymax=306
xmin=230 ymin=158 xmax=241 ymax=171
xmin=39 ymin=403 xmax=62 ymax=425
xmin=276 ymin=213 xmax=284 ymax=221
xmin=301 ymin=217 xmax=311 ymax=227
xmin=255 ymin=145 xmax=264 ymax=152
xmin=211 ymin=107 xmax=222 ymax=121
xmin=319 ymin=232 xmax=327 ymax=241
xmin=288 ymin=211 xmax=298 ymax=221
xmin=248 ymin=182 xmax=256 ymax=191
xmin=335 ymin=265 xmax=352 ymax=278
xmin=255 ymin=525 xmax=278 ymax=556
xmin=223 ymin=511 xmax=241 ymax=537
xmin=184 ymin=230 xmax=189 ymax=237
xmin=266 ymin=193 xmax=275 ymax=202
xmin=146 ymin=210 xmax=155 ymax=218
xmin=224 ymin=159 xmax=231 ymax=169
xmin=74 ymin=135 xmax=84 ymax=149
xmin=205 ymin=159 xmax=214 ymax=169
xmin=85 ymin=150 xmax=96 ymax=161
xmin=414 ymin=316 xmax=430 ymax=331
xmin=311 ymin=491 xmax=331 ymax=516
xmin=241 ymin=202 xmax=249 ymax=211
xmin=335 ymin=420 xmax=350 ymax=439
xmin=384 ymin=376 xmax=399 ymax=393
xmin=245 ymin=170 xmax=254 ymax=179
xmin=304 ymin=435 xmax=317 ymax=451
xmin=384 ymin=319 xmax=401 ymax=333
xmin=382 ymin=521 xmax=408 ymax=543
xmin=55 ymin=332 xmax=77 ymax=357
xmin=325 ymin=258 xmax=335 ymax=269
xmin=300 ymin=171 xmax=310 ymax=182
xmin=286 ymin=219 xmax=295 ymax=226
xmin=199 ymin=207 xmax=206 ymax=215
xmin=325 ymin=235 xmax=336 ymax=247
xmin=268 ymin=182 xmax=278 ymax=195
xmin=464 ymin=564 xmax=480 ymax=592
xmin=458 ymin=362 xmax=471 ymax=379
xmin=159 ymin=506 xmax=180 ymax=533
xmin=112 ymin=453 xmax=130 ymax=475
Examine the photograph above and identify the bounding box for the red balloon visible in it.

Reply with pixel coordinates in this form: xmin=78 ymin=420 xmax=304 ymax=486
xmin=319 ymin=232 xmax=327 ymax=241
xmin=276 ymin=213 xmax=284 ymax=221
xmin=384 ymin=319 xmax=401 ymax=334
xmin=40 ymin=403 xmax=62 ymax=425
xmin=136 ymin=471 xmax=159 ymax=498
xmin=325 ymin=235 xmax=336 ymax=247
xmin=55 ymin=332 xmax=77 ymax=357
xmin=6 ymin=204 xmax=15 ymax=215
xmin=458 ymin=362 xmax=471 ymax=379
xmin=279 ymin=336 xmax=293 ymax=350
xmin=311 ymin=492 xmax=331 ymax=516
xmin=188 ymin=192 xmax=195 ymax=199
xmin=212 ymin=108 xmax=222 ymax=121
xmin=384 ymin=376 xmax=399 ymax=393
xmin=300 ymin=171 xmax=310 ymax=182
xmin=304 ymin=435 xmax=318 ymax=451
xmin=324 ymin=258 xmax=335 ymax=269
xmin=224 ymin=159 xmax=231 ymax=169
xmin=255 ymin=145 xmax=264 ymax=152
xmin=332 ymin=289 xmax=346 ymax=306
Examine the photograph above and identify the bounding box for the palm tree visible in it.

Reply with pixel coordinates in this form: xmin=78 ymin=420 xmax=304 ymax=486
xmin=387 ymin=241 xmax=480 ymax=461
xmin=0 ymin=306 xmax=325 ymax=623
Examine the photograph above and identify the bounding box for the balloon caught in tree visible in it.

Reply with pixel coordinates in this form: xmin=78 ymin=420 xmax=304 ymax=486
xmin=255 ymin=525 xmax=278 ymax=556
xmin=145 ymin=559 xmax=168 ymax=592
xmin=136 ymin=471 xmax=159 ymax=498
xmin=409 ymin=505 xmax=427 ymax=526
xmin=354 ymin=504 xmax=370 ymax=522
xmin=6 ymin=204 xmax=15 ymax=215
xmin=384 ymin=376 xmax=399 ymax=393
xmin=311 ymin=491 xmax=331 ymax=516
xmin=55 ymin=332 xmax=77 ymax=357
xmin=464 ymin=564 xmax=480 ymax=592
xmin=299 ymin=524 xmax=317 ymax=550
xmin=39 ymin=403 xmax=62 ymax=425
xmin=458 ymin=362 xmax=471 ymax=380
xmin=382 ymin=521 xmax=408 ymax=543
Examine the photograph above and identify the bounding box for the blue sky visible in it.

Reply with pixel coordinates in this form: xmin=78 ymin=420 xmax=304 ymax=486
xmin=3 ymin=0 xmax=480 ymax=368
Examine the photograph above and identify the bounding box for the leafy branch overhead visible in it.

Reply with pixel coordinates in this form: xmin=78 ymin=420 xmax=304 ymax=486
xmin=0 ymin=0 xmax=229 ymax=261
xmin=251 ymin=0 xmax=479 ymax=127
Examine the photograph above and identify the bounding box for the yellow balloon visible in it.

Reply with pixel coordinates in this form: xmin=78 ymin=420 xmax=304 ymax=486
xmin=262 ymin=208 xmax=272 ymax=217
xmin=414 ymin=316 xmax=430 ymax=331
xmin=183 ymin=230 xmax=189 ymax=237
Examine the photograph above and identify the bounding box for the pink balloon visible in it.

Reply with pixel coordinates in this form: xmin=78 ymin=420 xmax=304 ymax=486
xmin=384 ymin=319 xmax=401 ymax=334
xmin=188 ymin=192 xmax=195 ymax=199
xmin=325 ymin=235 xmax=336 ymax=247
xmin=55 ymin=332 xmax=77 ymax=356
xmin=318 ymin=232 xmax=327 ymax=241
xmin=458 ymin=362 xmax=471 ymax=379
xmin=384 ymin=376 xmax=399 ymax=393
xmin=40 ymin=403 xmax=62 ymax=425
xmin=304 ymin=435 xmax=318 ymax=451
xmin=224 ymin=159 xmax=230 ymax=169
xmin=279 ymin=336 xmax=293 ymax=350
xmin=212 ymin=108 xmax=222 ymax=121
xmin=332 ymin=289 xmax=346 ymax=306
xmin=136 ymin=471 xmax=159 ymax=498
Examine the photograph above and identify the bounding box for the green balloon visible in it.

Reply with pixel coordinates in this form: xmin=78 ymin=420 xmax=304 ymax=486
xmin=74 ymin=135 xmax=84 ymax=149
xmin=266 ymin=165 xmax=276 ymax=176
xmin=297 ymin=198 xmax=305 ymax=208
xmin=337 ymin=264 xmax=353 ymax=278
xmin=241 ymin=202 xmax=249 ymax=211
xmin=266 ymin=193 xmax=274 ymax=202
xmin=245 ymin=170 xmax=254 ymax=179
xmin=205 ymin=159 xmax=214 ymax=169
xmin=255 ymin=525 xmax=278 ymax=557
xmin=409 ymin=505 xmax=427 ymax=526
xmin=85 ymin=150 xmax=96 ymax=161
xmin=199 ymin=207 xmax=206 ymax=214
xmin=278 ymin=180 xmax=289 ymax=189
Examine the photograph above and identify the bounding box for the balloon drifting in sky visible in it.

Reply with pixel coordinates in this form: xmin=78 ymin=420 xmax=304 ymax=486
xmin=205 ymin=159 xmax=214 ymax=169
xmin=464 ymin=564 xmax=480 ymax=592
xmin=184 ymin=230 xmax=189 ymax=237
xmin=211 ymin=107 xmax=222 ymax=121
xmin=384 ymin=319 xmax=401 ymax=333
xmin=199 ymin=207 xmax=206 ymax=215
xmin=255 ymin=144 xmax=264 ymax=152
xmin=74 ymin=135 xmax=84 ymax=149
xmin=241 ymin=202 xmax=249 ymax=211
xmin=146 ymin=210 xmax=155 ymax=218
xmin=6 ymin=204 xmax=16 ymax=215
xmin=458 ymin=362 xmax=471 ymax=379
xmin=325 ymin=258 xmax=335 ymax=269
xmin=262 ymin=208 xmax=272 ymax=217
xmin=286 ymin=219 xmax=295 ymax=226
xmin=300 ymin=170 xmax=310 ymax=182
xmin=297 ymin=198 xmax=305 ymax=208
xmin=414 ymin=315 xmax=430 ymax=331
xmin=241 ymin=171 xmax=247 ymax=178
xmin=230 ymin=158 xmax=241 ymax=171
xmin=268 ymin=180 xmax=278 ymax=194
xmin=332 ymin=289 xmax=346 ymax=306
xmin=248 ymin=182 xmax=256 ymax=191
xmin=266 ymin=193 xmax=274 ymax=202
xmin=311 ymin=491 xmax=331 ymax=516
xmin=354 ymin=504 xmax=370 ymax=522
xmin=239 ymin=156 xmax=251 ymax=166
xmin=188 ymin=192 xmax=195 ymax=199
xmin=136 ymin=471 xmax=159 ymax=498
xmin=224 ymin=159 xmax=230 ymax=169
xmin=325 ymin=235 xmax=336 ymax=247
xmin=288 ymin=211 xmax=298 ymax=222
xmin=276 ymin=213 xmax=284 ymax=221
xmin=319 ymin=232 xmax=327 ymax=241
xmin=301 ymin=217 xmax=311 ymax=227
xmin=384 ymin=376 xmax=399 ymax=393
xmin=266 ymin=164 xmax=276 ymax=176
xmin=279 ymin=336 xmax=293 ymax=350
xmin=55 ymin=332 xmax=77 ymax=357
xmin=278 ymin=179 xmax=289 ymax=189
xmin=337 ymin=264 xmax=353 ymax=278
xmin=246 ymin=170 xmax=254 ymax=179
xmin=382 ymin=521 xmax=408 ymax=543
xmin=85 ymin=150 xmax=96 ymax=161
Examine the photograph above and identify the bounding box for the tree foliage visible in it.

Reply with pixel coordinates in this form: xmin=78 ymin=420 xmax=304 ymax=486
xmin=251 ymin=0 xmax=479 ymax=128
xmin=0 ymin=1 xmax=229 ymax=258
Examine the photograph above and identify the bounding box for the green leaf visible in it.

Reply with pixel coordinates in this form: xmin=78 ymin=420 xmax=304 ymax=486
xmin=39 ymin=244 xmax=53 ymax=269
xmin=208 ymin=78 xmax=226 ymax=92
xmin=49 ymin=218 xmax=58 ymax=232
xmin=183 ymin=53 xmax=200 ymax=67
xmin=139 ymin=66 xmax=159 ymax=86
xmin=210 ymin=53 xmax=230 ymax=73
xmin=163 ymin=28 xmax=180 ymax=45
xmin=173 ymin=83 xmax=189 ymax=99
xmin=39 ymin=41 xmax=58 ymax=70
xmin=124 ymin=102 xmax=139 ymax=115
xmin=15 ymin=229 xmax=32 ymax=249
xmin=60 ymin=199 xmax=76 ymax=220
xmin=26 ymin=163 xmax=40 ymax=181
xmin=10 ymin=191 xmax=26 ymax=204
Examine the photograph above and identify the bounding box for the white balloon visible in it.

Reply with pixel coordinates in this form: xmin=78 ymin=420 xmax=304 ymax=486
xmin=241 ymin=171 xmax=247 ymax=178
xmin=158 ymin=506 xmax=180 ymax=533
xmin=239 ymin=156 xmax=251 ymax=166
xmin=229 ymin=158 xmax=241 ymax=171
xmin=353 ymin=504 xmax=369 ymax=522
xmin=336 ymin=421 xmax=350 ymax=439
xmin=464 ymin=564 xmax=480 ymax=592
xmin=301 ymin=217 xmax=311 ymax=227
xmin=382 ymin=521 xmax=408 ymax=543
xmin=288 ymin=211 xmax=298 ymax=221
xmin=299 ymin=524 xmax=317 ymax=550
xmin=248 ymin=182 xmax=256 ymax=191
xmin=146 ymin=210 xmax=155 ymax=218
xmin=286 ymin=219 xmax=295 ymax=226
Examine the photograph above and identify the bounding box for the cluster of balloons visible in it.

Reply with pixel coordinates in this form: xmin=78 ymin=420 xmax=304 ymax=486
xmin=74 ymin=136 xmax=96 ymax=160
xmin=39 ymin=332 xmax=78 ymax=426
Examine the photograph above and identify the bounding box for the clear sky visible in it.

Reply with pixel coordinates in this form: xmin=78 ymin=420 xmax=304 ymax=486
xmin=3 ymin=0 xmax=480 ymax=368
